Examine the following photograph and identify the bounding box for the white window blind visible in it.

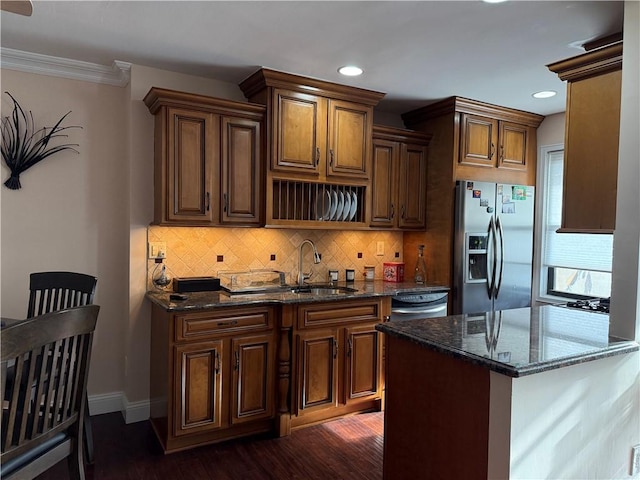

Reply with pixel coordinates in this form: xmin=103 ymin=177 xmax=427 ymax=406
xmin=543 ymin=150 xmax=613 ymax=272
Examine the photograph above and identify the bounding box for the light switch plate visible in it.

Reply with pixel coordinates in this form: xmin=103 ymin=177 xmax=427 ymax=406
xmin=376 ymin=241 xmax=384 ymax=256
xmin=148 ymin=242 xmax=166 ymax=259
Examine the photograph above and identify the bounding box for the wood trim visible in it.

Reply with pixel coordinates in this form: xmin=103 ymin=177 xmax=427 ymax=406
xmin=402 ymin=96 xmax=544 ymax=129
xmin=144 ymin=87 xmax=265 ymax=118
xmin=372 ymin=125 xmax=432 ymax=146
xmin=582 ymin=32 xmax=623 ymax=51
xmin=239 ymin=68 xmax=386 ymax=106
xmin=547 ymin=41 xmax=623 ymax=82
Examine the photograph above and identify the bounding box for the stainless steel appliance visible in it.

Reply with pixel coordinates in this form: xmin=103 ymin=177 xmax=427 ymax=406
xmin=453 ymin=180 xmax=535 ymax=315
xmin=390 ymin=290 xmax=449 ymax=321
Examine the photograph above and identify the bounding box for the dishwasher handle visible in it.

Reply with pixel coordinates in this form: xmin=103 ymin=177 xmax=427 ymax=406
xmin=391 ymin=304 xmax=448 ymax=315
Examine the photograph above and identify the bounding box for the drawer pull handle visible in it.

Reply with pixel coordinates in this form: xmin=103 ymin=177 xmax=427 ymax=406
xmin=315 ymin=147 xmax=320 ymax=166
xmin=234 ymin=351 xmax=239 ymax=371
xmin=217 ymin=320 xmax=238 ymax=327
xmin=333 ymin=338 xmax=338 ymax=359
xmin=205 ymin=192 xmax=211 ymax=212
xmin=215 ymin=352 xmax=220 ymax=374
xmin=223 ymin=193 xmax=228 ymax=213
xmin=329 ymin=149 xmax=334 ymax=166
xmin=347 ymin=338 xmax=352 ymax=357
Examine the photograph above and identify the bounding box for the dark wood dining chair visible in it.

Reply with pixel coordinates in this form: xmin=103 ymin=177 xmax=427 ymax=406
xmin=1 ymin=305 xmax=100 ymax=480
xmin=26 ymin=271 xmax=98 ymax=465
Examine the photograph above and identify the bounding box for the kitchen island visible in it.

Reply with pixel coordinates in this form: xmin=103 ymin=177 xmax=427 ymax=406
xmin=376 ymin=305 xmax=639 ymax=479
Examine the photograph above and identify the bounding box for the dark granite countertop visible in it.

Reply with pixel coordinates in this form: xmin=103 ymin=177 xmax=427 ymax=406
xmin=376 ymin=305 xmax=638 ymax=378
xmin=146 ymin=280 xmax=449 ymax=312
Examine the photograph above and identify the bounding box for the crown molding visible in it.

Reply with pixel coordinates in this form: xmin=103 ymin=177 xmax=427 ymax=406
xmin=0 ymin=47 xmax=131 ymax=87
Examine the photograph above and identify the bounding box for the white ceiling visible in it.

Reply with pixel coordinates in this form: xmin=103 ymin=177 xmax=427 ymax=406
xmin=0 ymin=1 xmax=624 ymax=117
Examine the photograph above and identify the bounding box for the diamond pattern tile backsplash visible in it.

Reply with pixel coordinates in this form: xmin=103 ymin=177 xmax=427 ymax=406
xmin=147 ymin=226 xmax=404 ymax=289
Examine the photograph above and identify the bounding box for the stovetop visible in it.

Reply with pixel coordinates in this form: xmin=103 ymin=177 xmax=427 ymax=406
xmin=564 ymin=297 xmax=610 ymax=314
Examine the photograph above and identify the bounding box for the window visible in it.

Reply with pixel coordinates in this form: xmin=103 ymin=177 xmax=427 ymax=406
xmin=539 ymin=147 xmax=613 ymax=300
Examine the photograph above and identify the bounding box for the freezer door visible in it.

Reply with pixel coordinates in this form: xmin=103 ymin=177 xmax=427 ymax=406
xmin=492 ymin=184 xmax=535 ymax=311
xmin=453 ymin=180 xmax=496 ymax=315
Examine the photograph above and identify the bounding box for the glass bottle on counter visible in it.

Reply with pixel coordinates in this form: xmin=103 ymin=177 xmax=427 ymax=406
xmin=152 ymin=259 xmax=171 ymax=290
xmin=414 ymin=244 xmax=427 ymax=284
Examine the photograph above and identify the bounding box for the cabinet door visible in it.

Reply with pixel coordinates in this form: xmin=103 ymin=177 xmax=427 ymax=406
xmin=459 ymin=113 xmax=498 ymax=168
xmin=273 ymin=89 xmax=326 ymax=175
xmin=296 ymin=330 xmax=339 ymax=414
xmin=231 ymin=334 xmax=275 ymax=425
xmin=343 ymin=325 xmax=382 ymax=404
xmin=370 ymin=138 xmax=398 ymax=228
xmin=327 ymin=99 xmax=372 ymax=179
xmin=498 ymin=121 xmax=528 ymax=171
xmin=166 ymin=108 xmax=216 ymax=223
xmin=174 ymin=340 xmax=224 ymax=436
xmin=398 ymin=143 xmax=428 ymax=229
xmin=220 ymin=116 xmax=262 ymax=225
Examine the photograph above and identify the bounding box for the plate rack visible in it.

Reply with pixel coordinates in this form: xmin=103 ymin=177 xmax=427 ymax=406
xmin=271 ymin=180 xmax=365 ymax=223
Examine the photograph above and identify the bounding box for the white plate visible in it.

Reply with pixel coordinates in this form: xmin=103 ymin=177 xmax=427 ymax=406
xmin=315 ymin=190 xmax=331 ymax=220
xmin=349 ymin=191 xmax=357 ymax=221
xmin=330 ymin=191 xmax=341 ymax=220
xmin=341 ymin=191 xmax=351 ymax=221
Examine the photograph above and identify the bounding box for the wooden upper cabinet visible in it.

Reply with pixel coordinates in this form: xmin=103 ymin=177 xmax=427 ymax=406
xmin=220 ymin=116 xmax=262 ymax=225
xmin=459 ymin=114 xmax=498 ymax=168
xmin=371 ymin=126 xmax=431 ymax=230
xmin=273 ymin=89 xmax=326 ymax=175
xmin=548 ymin=40 xmax=622 ymax=233
xmin=326 ymin=99 xmax=372 ymax=180
xmin=240 ymin=68 xmax=384 ymax=184
xmin=402 ymin=97 xmax=543 ymax=186
xmin=144 ymin=87 xmax=265 ymax=227
xmin=165 ymin=108 xmax=216 ymax=223
xmin=460 ymin=114 xmax=531 ymax=172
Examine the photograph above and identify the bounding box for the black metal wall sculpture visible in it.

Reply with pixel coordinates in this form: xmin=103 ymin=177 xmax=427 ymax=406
xmin=1 ymin=92 xmax=81 ymax=190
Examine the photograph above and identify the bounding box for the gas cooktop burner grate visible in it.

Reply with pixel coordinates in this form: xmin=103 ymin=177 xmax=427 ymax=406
xmin=565 ymin=297 xmax=610 ymax=313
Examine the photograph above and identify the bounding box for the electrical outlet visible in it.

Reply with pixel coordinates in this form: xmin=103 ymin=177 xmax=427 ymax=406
xmin=376 ymin=241 xmax=385 ymax=256
xmin=148 ymin=242 xmax=166 ymax=259
xmin=631 ymin=444 xmax=640 ymax=476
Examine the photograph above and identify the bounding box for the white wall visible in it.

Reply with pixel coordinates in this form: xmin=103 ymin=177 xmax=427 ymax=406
xmin=0 ymin=70 xmax=130 ymax=399
xmin=509 ymin=352 xmax=640 ymax=479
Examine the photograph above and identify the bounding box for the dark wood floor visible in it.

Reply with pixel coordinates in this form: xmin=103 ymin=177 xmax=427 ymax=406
xmin=37 ymin=412 xmax=384 ymax=480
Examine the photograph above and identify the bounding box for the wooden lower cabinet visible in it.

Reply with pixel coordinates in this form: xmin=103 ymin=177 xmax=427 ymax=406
xmin=287 ymin=298 xmax=388 ymax=431
xmin=150 ymin=304 xmax=276 ymax=453
xmin=150 ymin=297 xmax=390 ymax=451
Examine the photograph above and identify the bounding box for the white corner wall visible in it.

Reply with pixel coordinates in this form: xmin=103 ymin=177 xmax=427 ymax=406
xmin=509 ymin=352 xmax=640 ymax=479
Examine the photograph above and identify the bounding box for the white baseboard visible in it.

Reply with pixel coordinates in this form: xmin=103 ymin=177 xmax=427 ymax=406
xmin=88 ymin=392 xmax=150 ymax=424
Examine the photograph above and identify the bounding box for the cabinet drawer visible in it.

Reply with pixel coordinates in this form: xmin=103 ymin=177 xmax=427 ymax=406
xmin=175 ymin=307 xmax=272 ymax=342
xmin=297 ymin=300 xmax=381 ymax=330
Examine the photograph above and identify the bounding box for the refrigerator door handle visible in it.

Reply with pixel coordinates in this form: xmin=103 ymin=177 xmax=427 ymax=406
xmin=495 ymin=216 xmax=505 ymax=298
xmin=486 ymin=217 xmax=497 ymax=300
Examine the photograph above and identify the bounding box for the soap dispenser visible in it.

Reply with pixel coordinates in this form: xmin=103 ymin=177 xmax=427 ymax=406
xmin=414 ymin=245 xmax=427 ymax=284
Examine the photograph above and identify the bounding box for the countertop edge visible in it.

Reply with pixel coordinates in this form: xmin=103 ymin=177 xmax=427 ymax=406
xmin=376 ymin=323 xmax=639 ymax=378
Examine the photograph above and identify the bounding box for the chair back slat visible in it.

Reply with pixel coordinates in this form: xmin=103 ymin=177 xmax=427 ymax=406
xmin=27 ymin=272 xmax=97 ymax=318
xmin=1 ymin=305 xmax=99 ymax=469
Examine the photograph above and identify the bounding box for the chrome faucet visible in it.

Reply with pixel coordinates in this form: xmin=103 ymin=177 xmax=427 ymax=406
xmin=297 ymin=239 xmax=321 ymax=286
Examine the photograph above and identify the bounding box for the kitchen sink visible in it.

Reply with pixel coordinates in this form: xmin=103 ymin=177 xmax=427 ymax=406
xmin=291 ymin=284 xmax=358 ymax=295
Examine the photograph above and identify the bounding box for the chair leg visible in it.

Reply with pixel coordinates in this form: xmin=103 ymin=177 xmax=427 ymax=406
xmin=83 ymin=394 xmax=95 ymax=465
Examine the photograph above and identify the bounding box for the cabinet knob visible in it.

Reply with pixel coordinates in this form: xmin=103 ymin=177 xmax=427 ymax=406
xmin=490 ymin=143 xmax=495 ymax=160
xmin=383 ymin=315 xmax=391 ymax=322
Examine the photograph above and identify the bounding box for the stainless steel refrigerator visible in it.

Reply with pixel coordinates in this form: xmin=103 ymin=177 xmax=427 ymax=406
xmin=453 ymin=180 xmax=535 ymax=315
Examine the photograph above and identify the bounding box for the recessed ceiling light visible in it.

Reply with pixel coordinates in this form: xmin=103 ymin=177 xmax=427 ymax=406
xmin=338 ymin=65 xmax=363 ymax=77
xmin=532 ymin=90 xmax=557 ymax=99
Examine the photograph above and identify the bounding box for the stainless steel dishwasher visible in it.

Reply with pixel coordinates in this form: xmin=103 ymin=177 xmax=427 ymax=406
xmin=390 ymin=290 xmax=449 ymax=321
